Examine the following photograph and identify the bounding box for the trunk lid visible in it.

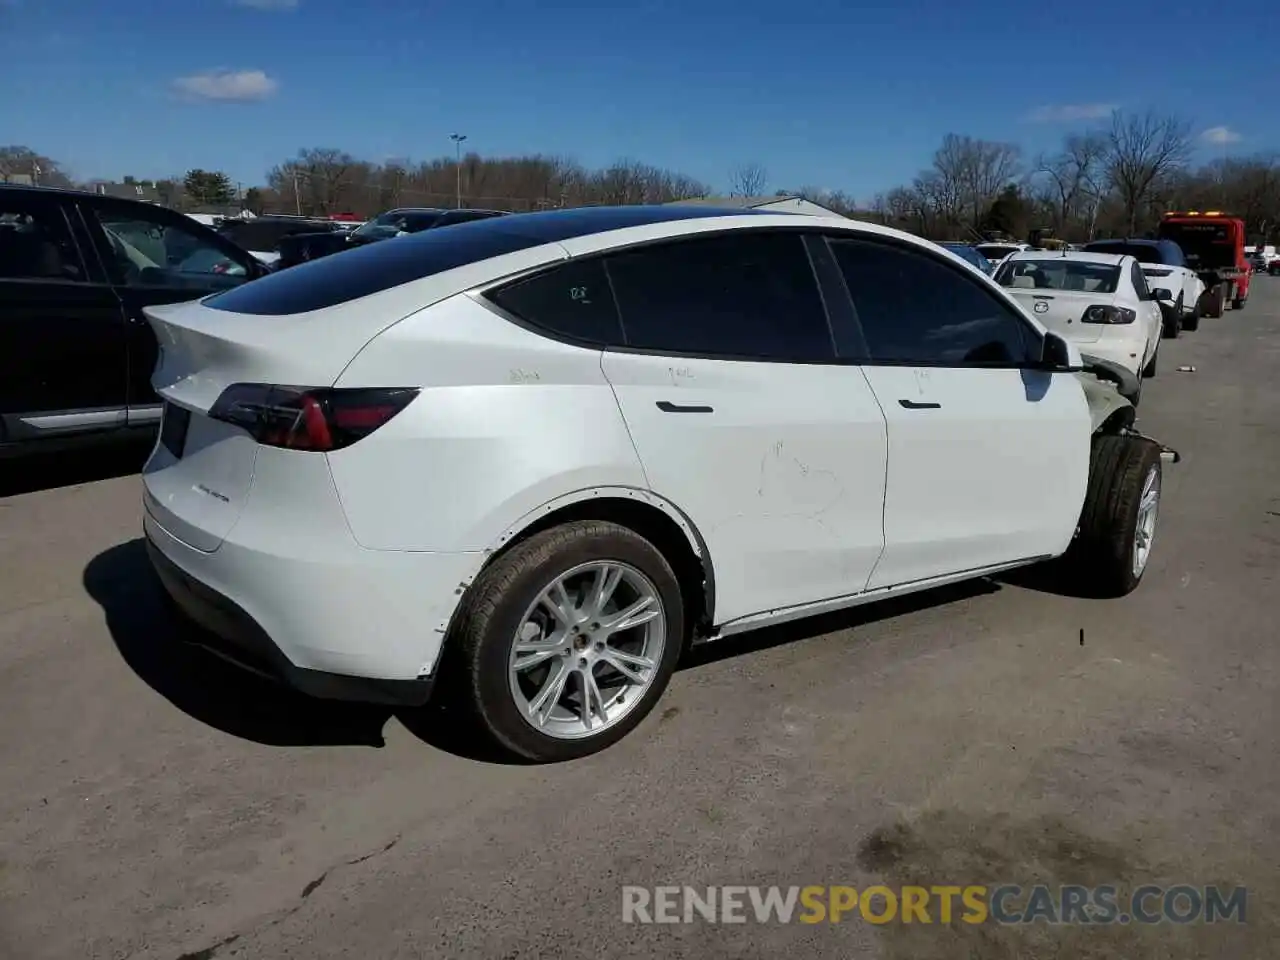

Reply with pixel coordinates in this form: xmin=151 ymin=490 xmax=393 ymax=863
xmin=1005 ymin=288 xmax=1114 ymax=343
xmin=141 ymin=297 xmax=395 ymax=552
xmin=144 ymin=298 xmax=393 ymax=411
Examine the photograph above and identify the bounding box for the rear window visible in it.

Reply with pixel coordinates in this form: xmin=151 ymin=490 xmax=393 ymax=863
xmin=996 ymin=259 xmax=1121 ymax=293
xmin=204 ymin=219 xmax=551 ymax=315
xmin=977 ymin=244 xmax=1018 ymax=261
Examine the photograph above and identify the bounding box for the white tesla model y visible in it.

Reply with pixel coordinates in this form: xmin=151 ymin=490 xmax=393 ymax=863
xmin=142 ymin=205 xmax=1168 ymax=760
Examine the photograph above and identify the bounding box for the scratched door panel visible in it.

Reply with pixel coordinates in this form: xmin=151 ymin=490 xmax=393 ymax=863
xmin=602 ymin=352 xmax=889 ymax=624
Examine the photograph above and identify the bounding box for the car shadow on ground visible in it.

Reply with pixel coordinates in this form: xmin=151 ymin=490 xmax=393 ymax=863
xmin=1 ymin=438 xmax=153 ymax=498
xmin=83 ymin=539 xmax=395 ymax=749
xmin=84 ymin=538 xmax=1007 ymax=763
xmin=679 ymin=578 xmax=1002 ymax=670
xmin=993 ymin=557 xmax=1119 ymax=600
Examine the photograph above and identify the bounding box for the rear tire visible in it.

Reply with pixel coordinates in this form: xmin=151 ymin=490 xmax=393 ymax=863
xmin=1203 ymin=285 xmax=1226 ymax=319
xmin=448 ymin=520 xmax=685 ymax=762
xmin=1064 ymin=435 xmax=1163 ymax=598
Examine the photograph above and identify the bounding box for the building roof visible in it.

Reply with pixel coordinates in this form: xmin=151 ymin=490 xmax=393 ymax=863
xmin=85 ymin=181 xmax=165 ymax=203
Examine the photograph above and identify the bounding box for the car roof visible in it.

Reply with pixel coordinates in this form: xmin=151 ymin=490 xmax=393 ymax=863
xmin=199 ymin=204 xmax=917 ymax=318
xmin=1085 ymin=238 xmax=1168 ymax=249
xmin=1006 ymin=250 xmax=1128 ymax=265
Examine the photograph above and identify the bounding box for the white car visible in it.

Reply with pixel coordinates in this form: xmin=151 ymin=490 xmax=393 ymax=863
xmin=1081 ymin=239 xmax=1206 ymax=337
xmin=995 ymin=251 xmax=1163 ymax=403
xmin=975 ymin=241 xmax=1028 ymax=273
xmin=141 ymin=207 xmax=1174 ymax=761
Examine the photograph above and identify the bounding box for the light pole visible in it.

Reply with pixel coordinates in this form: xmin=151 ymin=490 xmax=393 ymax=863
xmin=450 ymin=133 xmax=467 ymax=209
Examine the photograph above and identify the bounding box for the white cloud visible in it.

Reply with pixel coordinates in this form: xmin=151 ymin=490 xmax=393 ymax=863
xmin=1201 ymin=126 xmax=1242 ymax=145
xmin=230 ymin=0 xmax=299 ymax=8
xmin=172 ymin=69 xmax=278 ymax=102
xmin=1025 ymin=103 xmax=1116 ymax=123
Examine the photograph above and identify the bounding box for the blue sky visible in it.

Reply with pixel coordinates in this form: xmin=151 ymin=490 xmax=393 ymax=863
xmin=2 ymin=0 xmax=1275 ymax=199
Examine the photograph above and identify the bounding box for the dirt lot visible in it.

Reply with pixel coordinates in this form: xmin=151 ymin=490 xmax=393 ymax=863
xmin=2 ymin=284 xmax=1279 ymax=959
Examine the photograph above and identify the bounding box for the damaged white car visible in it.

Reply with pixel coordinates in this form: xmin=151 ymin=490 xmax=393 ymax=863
xmin=139 ymin=207 xmax=1179 ymax=761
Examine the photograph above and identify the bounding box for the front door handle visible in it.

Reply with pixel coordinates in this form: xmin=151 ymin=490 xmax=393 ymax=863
xmin=656 ymin=401 xmax=714 ymax=414
xmin=898 ymin=399 xmax=942 ymax=410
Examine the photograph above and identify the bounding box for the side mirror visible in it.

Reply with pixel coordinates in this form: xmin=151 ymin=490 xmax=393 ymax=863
xmin=1151 ymin=287 xmax=1173 ymax=301
xmin=1041 ymin=331 xmax=1083 ymax=371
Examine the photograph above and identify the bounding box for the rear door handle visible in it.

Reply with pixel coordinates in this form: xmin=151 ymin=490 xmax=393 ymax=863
xmin=898 ymin=399 xmax=941 ymax=410
xmin=656 ymin=401 xmax=714 ymax=414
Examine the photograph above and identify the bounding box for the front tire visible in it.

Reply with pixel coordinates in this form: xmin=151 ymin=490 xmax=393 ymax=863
xmin=449 ymin=520 xmax=685 ymax=762
xmin=1163 ymin=297 xmax=1182 ymax=338
xmin=1182 ymin=299 xmax=1201 ymax=332
xmin=1065 ymin=435 xmax=1162 ymax=597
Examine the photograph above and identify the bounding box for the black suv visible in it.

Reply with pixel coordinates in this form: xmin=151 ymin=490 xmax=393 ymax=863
xmin=215 ymin=215 xmax=346 ymax=263
xmin=0 ymin=185 xmax=269 ymax=457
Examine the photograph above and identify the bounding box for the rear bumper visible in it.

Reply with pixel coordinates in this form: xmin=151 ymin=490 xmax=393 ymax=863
xmin=141 ymin=442 xmax=484 ymax=704
xmin=145 ymin=533 xmax=435 ymax=706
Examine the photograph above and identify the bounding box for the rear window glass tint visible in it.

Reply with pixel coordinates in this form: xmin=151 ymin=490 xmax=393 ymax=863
xmin=486 ymin=259 xmax=623 ymax=345
xmin=204 ymin=220 xmax=549 ymax=315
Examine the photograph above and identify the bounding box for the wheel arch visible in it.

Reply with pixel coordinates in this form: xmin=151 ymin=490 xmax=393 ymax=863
xmin=442 ymin=487 xmax=716 ymax=653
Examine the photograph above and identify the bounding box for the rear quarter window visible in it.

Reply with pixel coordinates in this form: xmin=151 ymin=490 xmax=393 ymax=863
xmin=204 ymin=220 xmax=548 ymax=315
xmin=485 ymin=258 xmax=624 ymax=345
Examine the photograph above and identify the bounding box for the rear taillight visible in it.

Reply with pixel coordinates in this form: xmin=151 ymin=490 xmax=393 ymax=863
xmin=208 ymin=384 xmax=419 ymax=451
xmin=1081 ymin=305 xmax=1137 ymax=325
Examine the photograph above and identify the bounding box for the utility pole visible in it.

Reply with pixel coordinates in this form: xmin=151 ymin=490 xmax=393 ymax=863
xmin=450 ymin=133 xmax=467 ymax=209
xmin=293 ymin=171 xmax=302 ymax=216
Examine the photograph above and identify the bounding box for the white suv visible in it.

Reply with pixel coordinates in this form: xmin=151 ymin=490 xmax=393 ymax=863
xmin=142 ymin=207 xmax=1174 ymax=760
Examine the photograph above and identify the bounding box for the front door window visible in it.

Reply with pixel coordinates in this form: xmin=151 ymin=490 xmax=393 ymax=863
xmin=90 ymin=211 xmax=250 ymax=291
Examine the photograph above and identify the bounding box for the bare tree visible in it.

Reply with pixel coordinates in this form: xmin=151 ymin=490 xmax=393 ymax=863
xmin=1035 ymin=132 xmax=1107 ymax=233
xmin=930 ymin=134 xmax=1021 ymax=232
xmin=1104 ymin=111 xmax=1195 ymax=234
xmin=728 ymin=162 xmax=768 ymax=197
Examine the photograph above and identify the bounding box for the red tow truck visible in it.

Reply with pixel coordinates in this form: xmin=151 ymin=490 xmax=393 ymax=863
xmin=1156 ymin=211 xmax=1250 ymax=319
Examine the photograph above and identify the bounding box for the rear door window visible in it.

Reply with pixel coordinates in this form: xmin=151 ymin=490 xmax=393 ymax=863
xmin=603 ymin=231 xmax=835 ymax=361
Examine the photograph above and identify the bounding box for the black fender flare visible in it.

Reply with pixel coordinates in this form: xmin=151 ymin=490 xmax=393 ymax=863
xmin=1079 ymin=355 xmax=1141 ymax=399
